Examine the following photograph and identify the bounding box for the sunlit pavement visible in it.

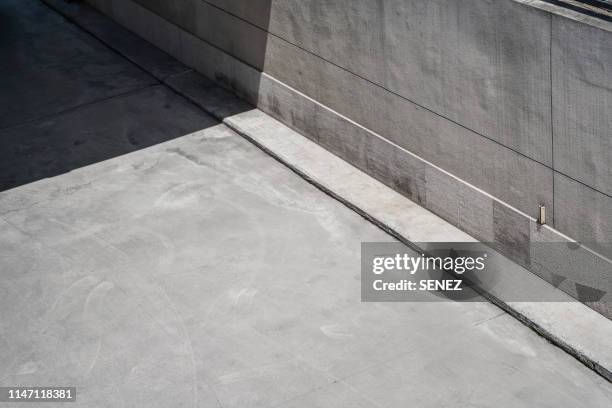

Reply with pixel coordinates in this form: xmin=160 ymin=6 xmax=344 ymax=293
xmin=0 ymin=1 xmax=610 ymax=407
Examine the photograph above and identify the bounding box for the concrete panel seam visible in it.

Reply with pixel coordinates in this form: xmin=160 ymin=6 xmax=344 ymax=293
xmin=258 ymin=72 xmax=539 ymax=222
xmin=550 ymin=12 xmax=556 ymax=225
xmin=554 ymin=172 xmax=612 ymax=200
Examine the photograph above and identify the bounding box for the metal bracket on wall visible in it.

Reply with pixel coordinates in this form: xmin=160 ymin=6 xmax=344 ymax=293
xmin=538 ymin=205 xmax=547 ymax=225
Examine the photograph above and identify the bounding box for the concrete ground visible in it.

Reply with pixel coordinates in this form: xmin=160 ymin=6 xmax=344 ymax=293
xmin=0 ymin=1 xmax=610 ymax=407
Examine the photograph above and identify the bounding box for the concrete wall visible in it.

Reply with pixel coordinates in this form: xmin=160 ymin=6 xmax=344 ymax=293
xmin=84 ymin=0 xmax=612 ymax=317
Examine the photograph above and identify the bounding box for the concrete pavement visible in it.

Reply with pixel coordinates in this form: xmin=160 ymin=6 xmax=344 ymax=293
xmin=0 ymin=1 xmax=611 ymax=407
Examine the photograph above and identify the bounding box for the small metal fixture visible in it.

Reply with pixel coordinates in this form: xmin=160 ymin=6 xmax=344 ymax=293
xmin=538 ymin=205 xmax=546 ymax=225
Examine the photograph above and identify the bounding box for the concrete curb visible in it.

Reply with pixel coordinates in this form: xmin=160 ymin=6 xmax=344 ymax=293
xmin=218 ymin=107 xmax=612 ymax=384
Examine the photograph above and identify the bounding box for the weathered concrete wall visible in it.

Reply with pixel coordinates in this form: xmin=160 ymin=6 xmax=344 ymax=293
xmin=223 ymin=0 xmax=554 ymax=165
xmin=84 ymin=0 xmax=612 ymax=316
xmin=552 ymin=15 xmax=612 ymax=260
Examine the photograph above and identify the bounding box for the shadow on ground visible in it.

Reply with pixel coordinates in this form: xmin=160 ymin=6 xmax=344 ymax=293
xmin=0 ymin=0 xmax=254 ymax=192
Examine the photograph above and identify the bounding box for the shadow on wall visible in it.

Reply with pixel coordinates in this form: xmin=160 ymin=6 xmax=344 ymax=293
xmin=126 ymin=0 xmax=274 ymax=104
